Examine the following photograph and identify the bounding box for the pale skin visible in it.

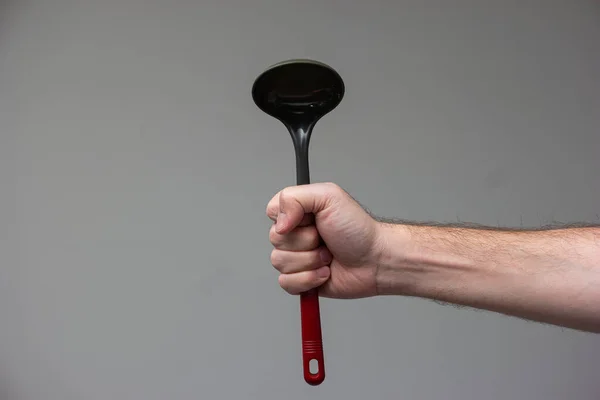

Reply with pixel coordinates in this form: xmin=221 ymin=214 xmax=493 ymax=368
xmin=266 ymin=182 xmax=600 ymax=334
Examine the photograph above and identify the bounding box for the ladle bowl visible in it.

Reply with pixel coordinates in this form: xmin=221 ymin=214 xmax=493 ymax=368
xmin=252 ymin=59 xmax=345 ymax=386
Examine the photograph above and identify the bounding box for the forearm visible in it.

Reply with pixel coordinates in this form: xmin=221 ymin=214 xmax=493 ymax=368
xmin=375 ymin=222 xmax=600 ymax=333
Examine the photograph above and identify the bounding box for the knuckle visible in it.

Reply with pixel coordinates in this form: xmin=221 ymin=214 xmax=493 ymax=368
xmin=281 ymin=185 xmax=295 ymax=194
xmin=270 ymin=250 xmax=284 ymax=270
xmin=266 ymin=190 xmax=282 ymax=218
xmin=278 ymin=274 xmax=296 ymax=294
xmin=323 ymin=181 xmax=341 ymax=192
xmin=278 ymin=272 xmax=317 ymax=295
xmin=266 ymin=202 xmax=278 ymax=219
xmin=322 ymin=182 xmax=343 ymax=202
xmin=279 ymin=186 xmax=298 ymax=205
xmin=279 ymin=187 xmax=290 ymax=200
xmin=268 ymin=225 xmax=281 ymax=246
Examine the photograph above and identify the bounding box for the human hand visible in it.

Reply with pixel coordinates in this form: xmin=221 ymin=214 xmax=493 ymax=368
xmin=266 ymin=182 xmax=385 ymax=299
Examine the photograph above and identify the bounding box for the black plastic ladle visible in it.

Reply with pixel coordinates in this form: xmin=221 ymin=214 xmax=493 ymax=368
xmin=251 ymin=59 xmax=345 ymax=386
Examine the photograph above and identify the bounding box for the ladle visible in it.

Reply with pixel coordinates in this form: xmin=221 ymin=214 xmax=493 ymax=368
xmin=251 ymin=59 xmax=345 ymax=386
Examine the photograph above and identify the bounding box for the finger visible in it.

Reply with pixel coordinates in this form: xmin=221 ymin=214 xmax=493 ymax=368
xmin=270 ymin=247 xmax=332 ymax=274
xmin=266 ymin=193 xmax=280 ymax=221
xmin=267 ymin=197 xmax=314 ymax=226
xmin=269 ymin=225 xmax=320 ymax=251
xmin=275 ymin=183 xmax=340 ymax=234
xmin=278 ymin=266 xmax=331 ymax=295
xmin=270 ymin=213 xmax=314 ymax=228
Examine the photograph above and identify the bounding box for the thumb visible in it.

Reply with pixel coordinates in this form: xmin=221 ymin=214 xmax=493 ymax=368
xmin=275 ymin=183 xmax=337 ymax=234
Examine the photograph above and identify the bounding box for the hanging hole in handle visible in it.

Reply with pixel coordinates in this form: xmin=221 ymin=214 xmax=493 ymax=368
xmin=309 ymin=359 xmax=319 ymax=375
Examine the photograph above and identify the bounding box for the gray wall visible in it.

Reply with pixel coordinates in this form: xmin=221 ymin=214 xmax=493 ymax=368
xmin=1 ymin=1 xmax=599 ymax=399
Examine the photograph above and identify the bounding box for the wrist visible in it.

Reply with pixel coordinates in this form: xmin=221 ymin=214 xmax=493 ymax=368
xmin=374 ymin=222 xmax=420 ymax=296
xmin=373 ymin=222 xmax=500 ymax=299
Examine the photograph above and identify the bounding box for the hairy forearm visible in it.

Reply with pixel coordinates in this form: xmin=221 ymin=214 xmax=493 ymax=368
xmin=375 ymin=222 xmax=600 ymax=333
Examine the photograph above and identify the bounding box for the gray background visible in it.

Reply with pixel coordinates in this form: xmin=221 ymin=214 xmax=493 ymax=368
xmin=1 ymin=0 xmax=599 ymax=399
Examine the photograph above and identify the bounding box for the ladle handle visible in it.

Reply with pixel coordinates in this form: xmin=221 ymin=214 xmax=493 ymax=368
xmin=300 ymin=288 xmax=324 ymax=385
xmin=295 ymin=144 xmax=325 ymax=386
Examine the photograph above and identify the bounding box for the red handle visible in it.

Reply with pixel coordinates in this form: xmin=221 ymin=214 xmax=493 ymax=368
xmin=300 ymin=287 xmax=325 ymax=385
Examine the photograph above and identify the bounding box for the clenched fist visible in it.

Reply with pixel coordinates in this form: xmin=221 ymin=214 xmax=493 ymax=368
xmin=266 ymin=182 xmax=385 ymax=299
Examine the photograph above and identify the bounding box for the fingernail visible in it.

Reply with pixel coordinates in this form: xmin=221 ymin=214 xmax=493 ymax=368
xmin=275 ymin=212 xmax=286 ymax=232
xmin=320 ymin=248 xmax=332 ymax=263
xmin=317 ymin=267 xmax=330 ymax=278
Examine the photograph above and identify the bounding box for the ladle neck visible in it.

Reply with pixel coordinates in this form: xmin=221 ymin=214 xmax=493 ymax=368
xmin=288 ymin=124 xmax=314 ymax=185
